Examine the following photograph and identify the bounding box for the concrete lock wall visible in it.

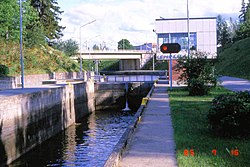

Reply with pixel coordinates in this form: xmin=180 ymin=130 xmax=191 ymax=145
xmin=0 ymin=77 xmax=17 ymax=90
xmin=0 ymin=72 xmax=83 ymax=90
xmin=0 ymin=80 xmax=94 ymax=165
xmin=94 ymin=82 xmax=153 ymax=111
xmin=95 ymin=82 xmax=125 ymax=111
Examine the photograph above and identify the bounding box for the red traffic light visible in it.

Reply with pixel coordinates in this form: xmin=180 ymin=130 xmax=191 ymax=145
xmin=161 ymin=45 xmax=168 ymax=52
xmin=160 ymin=43 xmax=181 ymax=53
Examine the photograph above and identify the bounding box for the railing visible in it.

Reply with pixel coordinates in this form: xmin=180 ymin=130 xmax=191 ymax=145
xmin=90 ymin=75 xmax=160 ymax=82
xmin=79 ymin=50 xmax=150 ymax=54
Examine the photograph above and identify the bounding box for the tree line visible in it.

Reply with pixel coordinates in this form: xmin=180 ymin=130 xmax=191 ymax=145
xmin=0 ymin=0 xmax=64 ymax=47
xmin=217 ymin=0 xmax=250 ymax=49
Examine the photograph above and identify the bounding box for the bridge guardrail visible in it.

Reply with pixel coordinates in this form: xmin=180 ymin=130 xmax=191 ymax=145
xmin=89 ymin=75 xmax=160 ymax=82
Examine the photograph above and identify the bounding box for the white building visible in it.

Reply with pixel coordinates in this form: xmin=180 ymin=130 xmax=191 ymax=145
xmin=155 ymin=17 xmax=217 ymax=58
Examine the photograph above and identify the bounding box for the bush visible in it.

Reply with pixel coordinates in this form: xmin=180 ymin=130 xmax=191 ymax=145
xmin=177 ymin=51 xmax=217 ymax=96
xmin=207 ymin=91 xmax=250 ymax=137
xmin=0 ymin=64 xmax=9 ymax=76
xmin=188 ymin=78 xmax=209 ymax=96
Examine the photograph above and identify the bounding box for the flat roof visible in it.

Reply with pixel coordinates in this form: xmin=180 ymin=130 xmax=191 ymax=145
xmin=155 ymin=17 xmax=216 ymax=21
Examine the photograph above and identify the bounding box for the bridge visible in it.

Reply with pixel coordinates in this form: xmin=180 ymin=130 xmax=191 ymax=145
xmin=71 ymin=50 xmax=154 ymax=70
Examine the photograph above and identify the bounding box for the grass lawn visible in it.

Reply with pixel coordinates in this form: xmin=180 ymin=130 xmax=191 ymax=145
xmin=168 ymin=87 xmax=250 ymax=167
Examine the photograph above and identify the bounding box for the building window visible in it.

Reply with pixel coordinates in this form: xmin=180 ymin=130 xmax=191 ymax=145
xmin=158 ymin=32 xmax=197 ymax=51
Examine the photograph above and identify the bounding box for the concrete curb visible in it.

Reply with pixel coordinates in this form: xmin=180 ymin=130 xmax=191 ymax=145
xmin=104 ymin=82 xmax=155 ymax=167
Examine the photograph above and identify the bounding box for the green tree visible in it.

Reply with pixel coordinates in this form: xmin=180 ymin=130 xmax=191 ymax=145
xmin=117 ymin=39 xmax=134 ymax=50
xmin=228 ymin=17 xmax=238 ymax=42
xmin=0 ymin=0 xmax=45 ymax=46
xmin=30 ymin=0 xmax=65 ymax=41
xmin=217 ymin=15 xmax=230 ymax=48
xmin=234 ymin=0 xmax=250 ymax=42
xmin=239 ymin=0 xmax=247 ymax=23
xmin=92 ymin=44 xmax=100 ymax=50
xmin=23 ymin=0 xmax=46 ymax=46
xmin=0 ymin=0 xmax=19 ymax=40
xmin=52 ymin=39 xmax=79 ymax=57
xmin=245 ymin=0 xmax=250 ymax=22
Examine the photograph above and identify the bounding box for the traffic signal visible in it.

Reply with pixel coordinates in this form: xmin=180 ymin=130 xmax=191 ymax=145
xmin=160 ymin=43 xmax=181 ymax=53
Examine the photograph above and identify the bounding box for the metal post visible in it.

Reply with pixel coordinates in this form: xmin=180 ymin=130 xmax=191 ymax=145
xmin=19 ymin=0 xmax=24 ymax=89
xmin=79 ymin=19 xmax=96 ymax=78
xmin=79 ymin=28 xmax=82 ymax=78
xmin=94 ymin=60 xmax=99 ymax=75
xmin=169 ymin=53 xmax=173 ymax=90
xmin=152 ymin=53 xmax=155 ymax=71
xmin=187 ymin=0 xmax=190 ymax=59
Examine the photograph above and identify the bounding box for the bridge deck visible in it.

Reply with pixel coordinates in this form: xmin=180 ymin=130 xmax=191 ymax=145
xmin=72 ymin=50 xmax=152 ymax=60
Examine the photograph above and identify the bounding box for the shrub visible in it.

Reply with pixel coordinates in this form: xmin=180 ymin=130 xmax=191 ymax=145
xmin=177 ymin=51 xmax=217 ymax=96
xmin=188 ymin=78 xmax=209 ymax=96
xmin=0 ymin=64 xmax=9 ymax=76
xmin=207 ymin=91 xmax=250 ymax=137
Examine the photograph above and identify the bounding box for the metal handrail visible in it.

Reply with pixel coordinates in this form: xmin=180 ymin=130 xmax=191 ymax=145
xmin=90 ymin=75 xmax=160 ymax=82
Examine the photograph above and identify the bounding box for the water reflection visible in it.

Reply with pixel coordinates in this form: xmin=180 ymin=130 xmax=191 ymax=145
xmin=10 ymin=109 xmax=135 ymax=167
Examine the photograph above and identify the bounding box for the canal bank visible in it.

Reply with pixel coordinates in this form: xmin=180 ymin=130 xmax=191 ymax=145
xmin=0 ymin=80 xmax=95 ymax=165
xmin=104 ymin=81 xmax=155 ymax=167
xmin=0 ymin=79 xmax=154 ymax=165
xmin=104 ymin=81 xmax=177 ymax=167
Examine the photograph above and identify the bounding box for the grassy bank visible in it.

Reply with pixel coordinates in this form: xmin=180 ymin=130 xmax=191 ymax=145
xmin=0 ymin=40 xmax=81 ymax=76
xmin=168 ymin=87 xmax=250 ymax=167
xmin=216 ymin=38 xmax=250 ymax=80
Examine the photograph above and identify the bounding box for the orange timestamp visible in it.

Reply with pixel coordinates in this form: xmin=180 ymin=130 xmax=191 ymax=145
xmin=183 ymin=148 xmax=240 ymax=157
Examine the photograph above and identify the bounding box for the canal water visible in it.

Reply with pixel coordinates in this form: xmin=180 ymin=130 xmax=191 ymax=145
xmin=10 ymin=109 xmax=136 ymax=167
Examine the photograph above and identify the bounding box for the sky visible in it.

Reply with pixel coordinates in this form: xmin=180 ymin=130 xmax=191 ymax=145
xmin=57 ymin=0 xmax=242 ymax=50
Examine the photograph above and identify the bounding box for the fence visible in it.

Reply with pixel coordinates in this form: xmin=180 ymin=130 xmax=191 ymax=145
xmin=90 ymin=75 xmax=160 ymax=82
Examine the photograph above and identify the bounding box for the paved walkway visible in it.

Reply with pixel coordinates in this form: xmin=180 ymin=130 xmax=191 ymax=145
xmin=219 ymin=76 xmax=250 ymax=92
xmin=120 ymin=82 xmax=177 ymax=167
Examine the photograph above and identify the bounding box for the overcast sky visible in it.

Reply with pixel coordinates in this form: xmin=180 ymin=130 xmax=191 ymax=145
xmin=57 ymin=0 xmax=242 ymax=50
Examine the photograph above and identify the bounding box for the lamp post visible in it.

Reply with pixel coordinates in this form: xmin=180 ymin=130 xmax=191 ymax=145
xmin=79 ymin=19 xmax=96 ymax=78
xmin=187 ymin=0 xmax=190 ymax=59
xmin=85 ymin=35 xmax=100 ymax=71
xmin=153 ymin=29 xmax=157 ymax=71
xmin=19 ymin=0 xmax=24 ymax=89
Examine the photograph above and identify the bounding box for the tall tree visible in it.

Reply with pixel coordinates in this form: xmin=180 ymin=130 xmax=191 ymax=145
xmin=217 ymin=15 xmax=230 ymax=48
xmin=239 ymin=0 xmax=247 ymax=23
xmin=234 ymin=0 xmax=250 ymax=42
xmin=0 ymin=0 xmax=19 ymax=40
xmin=228 ymin=17 xmax=238 ymax=43
xmin=0 ymin=0 xmax=45 ymax=46
xmin=23 ymin=0 xmax=46 ymax=46
xmin=30 ymin=0 xmax=65 ymax=41
xmin=52 ymin=39 xmax=79 ymax=57
xmin=117 ymin=39 xmax=134 ymax=50
xmin=245 ymin=0 xmax=250 ymax=22
xmin=92 ymin=44 xmax=100 ymax=50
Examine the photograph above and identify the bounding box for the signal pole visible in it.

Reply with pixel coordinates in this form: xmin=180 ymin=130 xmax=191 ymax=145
xmin=187 ymin=0 xmax=190 ymax=59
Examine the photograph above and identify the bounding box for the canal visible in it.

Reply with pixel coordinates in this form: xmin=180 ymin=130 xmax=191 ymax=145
xmin=9 ymin=109 xmax=136 ymax=167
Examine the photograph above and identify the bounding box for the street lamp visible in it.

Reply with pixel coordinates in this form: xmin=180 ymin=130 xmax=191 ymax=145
xmin=85 ymin=35 xmax=100 ymax=71
xmin=153 ymin=29 xmax=158 ymax=71
xmin=19 ymin=0 xmax=24 ymax=89
xmin=79 ymin=19 xmax=96 ymax=78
